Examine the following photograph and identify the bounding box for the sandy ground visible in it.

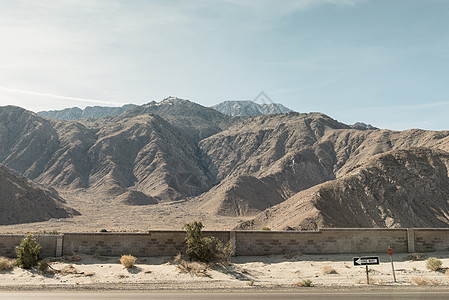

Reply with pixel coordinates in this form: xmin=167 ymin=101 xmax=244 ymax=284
xmin=2 ymin=252 xmax=449 ymax=291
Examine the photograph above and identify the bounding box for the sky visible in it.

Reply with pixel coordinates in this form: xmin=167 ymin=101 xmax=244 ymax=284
xmin=0 ymin=0 xmax=448 ymax=130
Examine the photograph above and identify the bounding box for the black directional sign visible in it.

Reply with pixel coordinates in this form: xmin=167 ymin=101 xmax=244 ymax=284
xmin=353 ymin=256 xmax=380 ymax=266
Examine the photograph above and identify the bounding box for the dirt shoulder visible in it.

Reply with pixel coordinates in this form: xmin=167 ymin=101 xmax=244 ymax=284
xmin=2 ymin=252 xmax=449 ymax=291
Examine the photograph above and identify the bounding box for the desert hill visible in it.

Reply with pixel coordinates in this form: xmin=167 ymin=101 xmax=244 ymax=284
xmin=2 ymin=99 xmax=449 ymax=229
xmin=0 ymin=105 xmax=217 ymax=202
xmin=0 ymin=164 xmax=79 ymax=225
xmin=237 ymin=148 xmax=449 ymax=230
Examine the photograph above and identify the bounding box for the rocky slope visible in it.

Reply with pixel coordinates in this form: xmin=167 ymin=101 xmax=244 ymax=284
xmin=38 ymin=104 xmax=138 ymax=120
xmin=0 ymin=165 xmax=79 ymax=225
xmin=238 ymin=148 xmax=449 ymax=230
xmin=3 ymin=98 xmax=449 ymax=229
xmin=212 ymin=100 xmax=292 ymax=117
xmin=0 ymin=104 xmax=217 ymax=202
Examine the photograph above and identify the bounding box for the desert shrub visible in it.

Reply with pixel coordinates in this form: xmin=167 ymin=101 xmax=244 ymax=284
xmin=16 ymin=233 xmax=41 ymax=269
xmin=247 ymin=279 xmax=255 ymax=286
xmin=183 ymin=221 xmax=233 ymax=263
xmin=294 ymin=279 xmax=313 ymax=287
xmin=100 ymin=229 xmax=108 ymax=232
xmin=60 ymin=264 xmax=78 ymax=275
xmin=321 ymin=266 xmax=337 ymax=274
xmin=260 ymin=227 xmax=271 ymax=231
xmin=0 ymin=257 xmax=16 ymax=271
xmin=426 ymin=257 xmax=442 ymax=271
xmin=37 ymin=260 xmax=52 ymax=274
xmin=173 ymin=253 xmax=208 ymax=276
xmin=120 ymin=254 xmax=136 ymax=269
xmin=412 ymin=277 xmax=437 ymax=285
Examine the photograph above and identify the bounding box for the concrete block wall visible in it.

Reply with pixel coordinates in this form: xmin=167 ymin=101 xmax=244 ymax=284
xmin=1 ymin=228 xmax=449 ymax=258
xmin=235 ymin=229 xmax=408 ymax=255
xmin=62 ymin=232 xmax=187 ymax=256
xmin=414 ymin=229 xmax=449 ymax=252
xmin=0 ymin=234 xmax=57 ymax=258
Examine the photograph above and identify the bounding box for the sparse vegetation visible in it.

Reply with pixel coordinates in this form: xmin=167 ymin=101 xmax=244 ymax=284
xmin=426 ymin=257 xmax=442 ymax=271
xmin=294 ymin=279 xmax=313 ymax=287
xmin=99 ymin=229 xmax=108 ymax=232
xmin=183 ymin=221 xmax=233 ymax=263
xmin=247 ymin=279 xmax=255 ymax=286
xmin=15 ymin=233 xmax=41 ymax=269
xmin=173 ymin=253 xmax=209 ymax=276
xmin=260 ymin=227 xmax=271 ymax=231
xmin=120 ymin=255 xmax=137 ymax=269
xmin=321 ymin=266 xmax=337 ymax=274
xmin=37 ymin=260 xmax=52 ymax=274
xmin=60 ymin=264 xmax=79 ymax=275
xmin=412 ymin=276 xmax=437 ymax=285
xmin=0 ymin=257 xmax=16 ymax=271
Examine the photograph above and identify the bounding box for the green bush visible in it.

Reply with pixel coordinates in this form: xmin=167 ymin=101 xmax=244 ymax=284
xmin=183 ymin=221 xmax=233 ymax=263
xmin=16 ymin=233 xmax=41 ymax=269
xmin=260 ymin=227 xmax=271 ymax=231
xmin=426 ymin=257 xmax=442 ymax=271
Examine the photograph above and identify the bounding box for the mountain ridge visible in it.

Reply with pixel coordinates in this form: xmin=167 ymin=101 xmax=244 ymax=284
xmin=2 ymin=99 xmax=449 ymax=229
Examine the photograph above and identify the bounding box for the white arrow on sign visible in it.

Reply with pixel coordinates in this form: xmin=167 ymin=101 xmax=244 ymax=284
xmin=355 ymin=258 xmax=362 ymax=265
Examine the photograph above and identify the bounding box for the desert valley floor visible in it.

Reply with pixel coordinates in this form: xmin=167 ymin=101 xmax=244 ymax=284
xmin=0 ymin=191 xmax=250 ymax=233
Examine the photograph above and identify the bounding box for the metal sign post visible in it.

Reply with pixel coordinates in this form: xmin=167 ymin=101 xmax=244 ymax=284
xmin=353 ymin=256 xmax=380 ymax=284
xmin=388 ymin=247 xmax=397 ymax=283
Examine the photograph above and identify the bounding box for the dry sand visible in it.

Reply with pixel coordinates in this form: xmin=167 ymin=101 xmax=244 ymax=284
xmin=2 ymin=252 xmax=449 ymax=291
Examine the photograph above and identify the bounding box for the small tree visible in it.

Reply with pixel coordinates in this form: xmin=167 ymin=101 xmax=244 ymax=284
xmin=16 ymin=233 xmax=41 ymax=269
xmin=183 ymin=221 xmax=233 ymax=263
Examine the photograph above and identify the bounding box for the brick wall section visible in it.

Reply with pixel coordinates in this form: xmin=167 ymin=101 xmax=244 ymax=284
xmin=0 ymin=234 xmax=57 ymax=258
xmin=235 ymin=229 xmax=408 ymax=255
xmin=414 ymin=229 xmax=449 ymax=252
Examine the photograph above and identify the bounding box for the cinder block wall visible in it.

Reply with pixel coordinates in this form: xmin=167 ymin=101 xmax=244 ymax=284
xmin=414 ymin=229 xmax=449 ymax=252
xmin=235 ymin=228 xmax=408 ymax=255
xmin=1 ymin=228 xmax=449 ymax=258
xmin=0 ymin=234 xmax=57 ymax=258
xmin=63 ymin=231 xmax=187 ymax=256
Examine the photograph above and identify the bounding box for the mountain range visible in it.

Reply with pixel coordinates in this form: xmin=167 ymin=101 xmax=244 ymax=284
xmin=2 ymin=97 xmax=449 ymax=229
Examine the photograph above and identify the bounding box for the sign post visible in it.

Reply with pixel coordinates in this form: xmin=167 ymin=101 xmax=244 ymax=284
xmin=388 ymin=246 xmax=397 ymax=283
xmin=353 ymin=256 xmax=380 ymax=284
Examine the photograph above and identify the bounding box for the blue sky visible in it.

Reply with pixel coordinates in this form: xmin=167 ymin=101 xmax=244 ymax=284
xmin=0 ymin=0 xmax=448 ymax=130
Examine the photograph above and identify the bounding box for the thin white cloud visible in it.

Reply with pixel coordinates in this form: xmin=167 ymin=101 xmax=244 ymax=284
xmin=0 ymin=86 xmax=124 ymax=107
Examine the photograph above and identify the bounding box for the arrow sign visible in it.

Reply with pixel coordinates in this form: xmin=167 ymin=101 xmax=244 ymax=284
xmin=353 ymin=256 xmax=380 ymax=266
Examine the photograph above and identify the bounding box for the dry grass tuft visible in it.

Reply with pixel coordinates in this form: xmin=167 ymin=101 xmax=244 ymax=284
xmin=60 ymin=264 xmax=79 ymax=275
xmin=412 ymin=277 xmax=438 ymax=285
xmin=173 ymin=253 xmax=209 ymax=277
xmin=321 ymin=266 xmax=337 ymax=274
xmin=293 ymin=279 xmax=313 ymax=287
xmin=0 ymin=257 xmax=16 ymax=271
xmin=426 ymin=257 xmax=443 ymax=271
xmin=120 ymin=255 xmax=137 ymax=269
